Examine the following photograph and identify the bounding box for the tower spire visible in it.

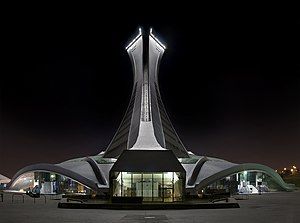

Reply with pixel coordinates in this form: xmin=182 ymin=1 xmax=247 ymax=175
xmin=103 ymin=28 xmax=189 ymax=158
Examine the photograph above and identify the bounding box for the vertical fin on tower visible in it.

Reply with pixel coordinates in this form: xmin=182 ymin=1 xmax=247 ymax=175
xmin=103 ymin=28 xmax=189 ymax=158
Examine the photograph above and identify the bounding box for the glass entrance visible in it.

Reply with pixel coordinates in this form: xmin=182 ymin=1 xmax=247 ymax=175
xmin=111 ymin=172 xmax=184 ymax=202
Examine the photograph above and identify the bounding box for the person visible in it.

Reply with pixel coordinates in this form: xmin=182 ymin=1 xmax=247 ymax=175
xmin=26 ymin=184 xmax=42 ymax=198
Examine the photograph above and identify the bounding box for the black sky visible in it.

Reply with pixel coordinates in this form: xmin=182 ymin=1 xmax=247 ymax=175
xmin=1 ymin=9 xmax=299 ymax=178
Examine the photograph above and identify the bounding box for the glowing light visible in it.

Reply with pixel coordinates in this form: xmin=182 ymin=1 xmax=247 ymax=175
xmin=125 ymin=27 xmax=142 ymax=50
xmin=174 ymin=173 xmax=179 ymax=182
xmin=293 ymin=166 xmax=297 ymax=169
xmin=116 ymin=173 xmax=122 ymax=182
xmin=149 ymin=27 xmax=166 ymax=49
xmin=291 ymin=169 xmax=294 ymax=172
xmin=284 ymin=168 xmax=287 ymax=171
xmin=165 ymin=172 xmax=173 ymax=179
xmin=275 ymin=170 xmax=278 ymax=172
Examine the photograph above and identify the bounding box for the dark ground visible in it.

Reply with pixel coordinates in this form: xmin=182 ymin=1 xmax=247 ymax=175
xmin=0 ymin=191 xmax=300 ymax=223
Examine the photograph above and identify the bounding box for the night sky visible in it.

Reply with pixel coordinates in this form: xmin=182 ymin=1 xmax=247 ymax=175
xmin=1 ymin=10 xmax=299 ymax=178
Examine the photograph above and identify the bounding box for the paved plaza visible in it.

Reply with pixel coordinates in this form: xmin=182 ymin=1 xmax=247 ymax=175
xmin=0 ymin=191 xmax=299 ymax=223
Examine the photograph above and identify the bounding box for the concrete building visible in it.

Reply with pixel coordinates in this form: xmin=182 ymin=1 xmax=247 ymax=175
xmin=6 ymin=28 xmax=294 ymax=202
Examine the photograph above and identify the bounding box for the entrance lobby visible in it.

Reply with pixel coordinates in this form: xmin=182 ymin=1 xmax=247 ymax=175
xmin=111 ymin=172 xmax=184 ymax=202
xmin=109 ymin=150 xmax=186 ymax=203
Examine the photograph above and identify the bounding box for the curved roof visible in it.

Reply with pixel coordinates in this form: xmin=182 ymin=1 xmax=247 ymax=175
xmin=0 ymin=174 xmax=11 ymax=184
xmin=58 ymin=158 xmax=107 ymax=186
xmin=194 ymin=162 xmax=294 ymax=191
xmin=7 ymin=154 xmax=294 ymax=194
xmin=187 ymin=156 xmax=209 ymax=185
xmin=7 ymin=162 xmax=103 ymax=192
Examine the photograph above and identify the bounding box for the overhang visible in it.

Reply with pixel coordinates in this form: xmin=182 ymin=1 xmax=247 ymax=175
xmin=110 ymin=150 xmax=185 ymax=173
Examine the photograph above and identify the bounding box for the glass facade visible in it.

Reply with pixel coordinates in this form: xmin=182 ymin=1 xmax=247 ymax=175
xmin=10 ymin=171 xmax=93 ymax=195
xmin=204 ymin=171 xmax=280 ymax=195
xmin=111 ymin=172 xmax=184 ymax=202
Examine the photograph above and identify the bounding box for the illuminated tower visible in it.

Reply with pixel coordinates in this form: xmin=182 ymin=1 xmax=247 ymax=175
xmin=104 ymin=28 xmax=189 ymax=158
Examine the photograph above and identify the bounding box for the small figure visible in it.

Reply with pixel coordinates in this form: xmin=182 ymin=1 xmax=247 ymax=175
xmin=26 ymin=184 xmax=42 ymax=198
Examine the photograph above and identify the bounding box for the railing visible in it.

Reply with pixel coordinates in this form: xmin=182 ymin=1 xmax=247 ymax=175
xmin=3 ymin=192 xmax=62 ymax=204
xmin=11 ymin=193 xmax=48 ymax=203
xmin=33 ymin=194 xmax=47 ymax=204
xmin=12 ymin=193 xmax=25 ymax=203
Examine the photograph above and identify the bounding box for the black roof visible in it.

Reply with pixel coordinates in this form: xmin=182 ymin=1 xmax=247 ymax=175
xmin=110 ymin=150 xmax=185 ymax=173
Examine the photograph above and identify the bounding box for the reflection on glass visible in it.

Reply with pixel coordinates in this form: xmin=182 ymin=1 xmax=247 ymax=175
xmin=10 ymin=171 xmax=92 ymax=195
xmin=111 ymin=172 xmax=184 ymax=202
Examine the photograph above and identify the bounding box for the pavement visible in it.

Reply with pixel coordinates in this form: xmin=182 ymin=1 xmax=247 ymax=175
xmin=0 ymin=191 xmax=300 ymax=223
